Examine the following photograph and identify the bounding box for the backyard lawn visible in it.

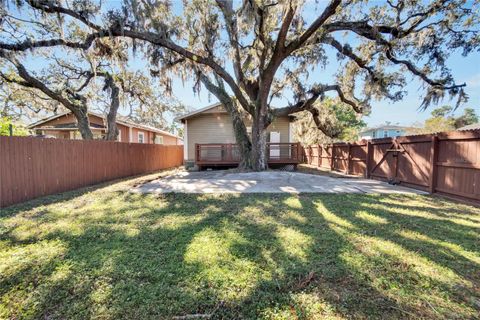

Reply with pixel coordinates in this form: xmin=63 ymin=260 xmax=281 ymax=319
xmin=1 ymin=174 xmax=479 ymax=319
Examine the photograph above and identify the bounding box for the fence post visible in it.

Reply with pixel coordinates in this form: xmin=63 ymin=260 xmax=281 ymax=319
xmin=346 ymin=143 xmax=351 ymax=174
xmin=330 ymin=144 xmax=335 ymax=171
xmin=318 ymin=144 xmax=321 ymax=167
xmin=366 ymin=141 xmax=372 ymax=178
xmin=428 ymin=135 xmax=439 ymax=193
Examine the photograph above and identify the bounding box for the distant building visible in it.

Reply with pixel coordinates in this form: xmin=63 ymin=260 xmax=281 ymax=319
xmin=28 ymin=111 xmax=182 ymax=145
xmin=359 ymin=125 xmax=408 ymax=140
xmin=458 ymin=123 xmax=480 ymax=131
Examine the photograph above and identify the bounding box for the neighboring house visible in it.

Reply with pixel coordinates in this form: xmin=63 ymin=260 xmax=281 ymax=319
xmin=28 ymin=111 xmax=182 ymax=145
xmin=176 ymin=103 xmax=300 ymax=168
xmin=359 ymin=125 xmax=408 ymax=140
xmin=458 ymin=123 xmax=480 ymax=131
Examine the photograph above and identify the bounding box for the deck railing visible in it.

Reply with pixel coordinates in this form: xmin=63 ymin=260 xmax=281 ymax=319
xmin=195 ymin=142 xmax=302 ymax=165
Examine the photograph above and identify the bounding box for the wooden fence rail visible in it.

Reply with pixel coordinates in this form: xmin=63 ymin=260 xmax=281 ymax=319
xmin=0 ymin=136 xmax=184 ymax=208
xmin=303 ymin=130 xmax=480 ymax=204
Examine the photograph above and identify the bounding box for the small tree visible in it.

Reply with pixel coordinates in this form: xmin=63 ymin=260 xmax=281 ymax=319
xmin=454 ymin=108 xmax=479 ymax=128
xmin=293 ymin=98 xmax=366 ymax=145
xmin=406 ymin=105 xmax=479 ymax=134
xmin=1 ymin=0 xmax=478 ymax=169
xmin=0 ymin=117 xmax=29 ymax=136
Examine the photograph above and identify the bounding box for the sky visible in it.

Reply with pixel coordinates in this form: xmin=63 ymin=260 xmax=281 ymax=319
xmin=5 ymin=0 xmax=480 ymax=128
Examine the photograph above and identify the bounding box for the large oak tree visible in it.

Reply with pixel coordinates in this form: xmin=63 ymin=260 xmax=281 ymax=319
xmin=1 ymin=0 xmax=478 ymax=169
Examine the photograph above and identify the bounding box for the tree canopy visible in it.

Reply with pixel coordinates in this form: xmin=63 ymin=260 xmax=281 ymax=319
xmin=407 ymin=105 xmax=479 ymax=134
xmin=0 ymin=3 xmax=185 ymax=140
xmin=293 ymin=98 xmax=366 ymax=145
xmin=1 ymin=0 xmax=479 ymax=169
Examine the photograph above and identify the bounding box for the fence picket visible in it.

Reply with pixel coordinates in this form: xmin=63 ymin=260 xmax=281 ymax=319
xmin=302 ymin=130 xmax=480 ymax=204
xmin=0 ymin=137 xmax=183 ymax=207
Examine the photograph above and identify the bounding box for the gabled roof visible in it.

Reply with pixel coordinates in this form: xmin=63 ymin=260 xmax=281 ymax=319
xmin=175 ymin=101 xmax=295 ymax=123
xmin=458 ymin=123 xmax=480 ymax=131
xmin=175 ymin=102 xmax=224 ymax=122
xmin=28 ymin=111 xmax=181 ymax=139
xmin=27 ymin=111 xmax=71 ymax=129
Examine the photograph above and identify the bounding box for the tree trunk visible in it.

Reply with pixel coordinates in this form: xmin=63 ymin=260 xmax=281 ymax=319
xmin=105 ymin=109 xmax=119 ymax=141
xmin=229 ymin=108 xmax=252 ymax=169
xmin=251 ymin=117 xmax=268 ymax=171
xmin=73 ymin=107 xmax=93 ymax=140
xmin=104 ymin=75 xmax=120 ymax=141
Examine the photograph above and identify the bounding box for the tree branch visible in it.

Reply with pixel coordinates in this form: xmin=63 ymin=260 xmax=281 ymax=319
xmin=0 ymin=50 xmax=81 ymax=110
xmin=274 ymin=84 xmax=363 ymax=117
xmin=285 ymin=0 xmax=341 ymax=54
xmin=323 ymin=20 xmax=467 ymax=92
xmin=384 ymin=48 xmax=465 ymax=90
xmin=215 ymin=0 xmax=245 ymax=85
xmin=27 ymin=0 xmax=102 ymax=30
xmin=320 ymin=36 xmax=377 ymax=79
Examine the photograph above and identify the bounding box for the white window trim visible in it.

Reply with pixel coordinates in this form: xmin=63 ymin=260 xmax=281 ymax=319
xmin=183 ymin=120 xmax=188 ymax=160
xmin=288 ymin=122 xmax=293 ymax=143
xmin=118 ymin=129 xmax=121 ymax=142
xmin=138 ymin=131 xmax=145 ymax=143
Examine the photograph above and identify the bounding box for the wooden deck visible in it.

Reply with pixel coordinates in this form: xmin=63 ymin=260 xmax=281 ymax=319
xmin=195 ymin=143 xmax=302 ymax=167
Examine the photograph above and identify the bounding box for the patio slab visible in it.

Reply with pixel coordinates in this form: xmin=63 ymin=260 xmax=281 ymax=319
xmin=132 ymin=171 xmax=426 ymax=194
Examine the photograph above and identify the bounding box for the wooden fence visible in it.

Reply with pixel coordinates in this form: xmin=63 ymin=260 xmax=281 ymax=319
xmin=303 ymin=130 xmax=480 ymax=204
xmin=0 ymin=136 xmax=184 ymax=208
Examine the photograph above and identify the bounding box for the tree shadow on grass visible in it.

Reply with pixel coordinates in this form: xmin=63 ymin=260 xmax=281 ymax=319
xmin=0 ymin=191 xmax=479 ymax=319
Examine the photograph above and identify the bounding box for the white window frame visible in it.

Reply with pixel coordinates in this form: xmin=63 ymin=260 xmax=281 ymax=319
xmin=138 ymin=131 xmax=145 ymax=144
xmin=183 ymin=120 xmax=188 ymax=160
xmin=383 ymin=130 xmax=388 ymax=138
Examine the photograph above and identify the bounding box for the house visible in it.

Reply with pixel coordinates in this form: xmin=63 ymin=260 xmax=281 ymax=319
xmin=458 ymin=123 xmax=480 ymax=131
xmin=28 ymin=111 xmax=182 ymax=145
xmin=359 ymin=125 xmax=408 ymax=140
xmin=176 ymin=103 xmax=301 ymax=169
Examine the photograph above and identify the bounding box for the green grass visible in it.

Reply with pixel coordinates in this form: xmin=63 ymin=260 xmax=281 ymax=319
xmin=1 ymin=174 xmax=479 ymax=319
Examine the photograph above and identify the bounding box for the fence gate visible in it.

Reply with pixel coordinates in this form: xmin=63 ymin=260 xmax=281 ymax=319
xmin=368 ymin=138 xmax=432 ymax=190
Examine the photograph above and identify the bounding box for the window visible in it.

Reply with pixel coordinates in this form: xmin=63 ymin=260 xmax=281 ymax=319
xmin=154 ymin=135 xmax=164 ymax=144
xmin=138 ymin=132 xmax=145 ymax=143
xmin=383 ymin=130 xmax=388 ymax=138
xmin=372 ymin=131 xmax=376 ymax=138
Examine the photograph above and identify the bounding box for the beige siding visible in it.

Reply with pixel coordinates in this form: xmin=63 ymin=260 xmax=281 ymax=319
xmin=187 ymin=113 xmax=236 ymax=160
xmin=265 ymin=116 xmax=290 ymax=143
xmin=186 ymin=112 xmax=291 ymax=161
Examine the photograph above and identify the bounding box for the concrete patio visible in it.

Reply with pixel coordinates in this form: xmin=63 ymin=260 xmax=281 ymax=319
xmin=132 ymin=170 xmax=425 ymax=194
